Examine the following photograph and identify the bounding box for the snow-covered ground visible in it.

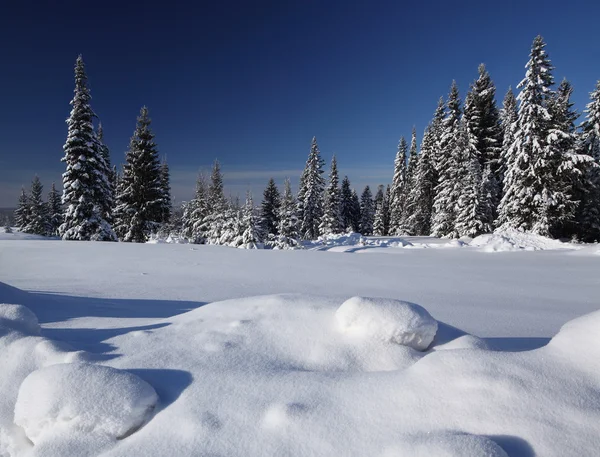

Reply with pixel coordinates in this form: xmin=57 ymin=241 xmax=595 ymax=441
xmin=1 ymin=229 xmax=599 ymax=456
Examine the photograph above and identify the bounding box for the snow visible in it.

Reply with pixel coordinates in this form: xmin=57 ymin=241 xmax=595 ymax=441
xmin=15 ymin=363 xmax=157 ymax=444
xmin=0 ymin=304 xmax=41 ymax=336
xmin=0 ymin=236 xmax=599 ymax=456
xmin=335 ymin=296 xmax=437 ymax=350
xmin=470 ymin=228 xmax=577 ymax=252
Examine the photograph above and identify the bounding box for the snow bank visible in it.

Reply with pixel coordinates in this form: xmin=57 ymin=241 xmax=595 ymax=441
xmin=335 ymin=296 xmax=438 ymax=350
xmin=471 ymin=229 xmax=577 ymax=252
xmin=15 ymin=363 xmax=158 ymax=444
xmin=0 ymin=303 xmax=41 ymax=335
xmin=382 ymin=432 xmax=508 ymax=457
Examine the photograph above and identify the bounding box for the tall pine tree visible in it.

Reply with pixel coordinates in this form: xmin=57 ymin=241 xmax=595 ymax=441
xmin=14 ymin=188 xmax=31 ymax=231
xmin=389 ymin=137 xmax=408 ymax=234
xmin=159 ymin=158 xmax=172 ymax=225
xmin=24 ymin=176 xmax=48 ymax=235
xmin=260 ymin=178 xmax=281 ymax=237
xmin=298 ymin=137 xmax=325 ymax=240
xmin=340 ymin=176 xmax=354 ymax=232
xmin=47 ymin=183 xmax=63 ymax=236
xmin=60 ymin=56 xmax=115 ymax=241
xmin=359 ymin=185 xmax=374 ymax=235
xmin=319 ymin=155 xmax=342 ymax=235
xmin=114 ymin=106 xmax=163 ymax=242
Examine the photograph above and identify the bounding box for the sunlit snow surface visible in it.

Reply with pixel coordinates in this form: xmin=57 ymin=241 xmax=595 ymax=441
xmin=0 ymin=228 xmax=599 ymax=456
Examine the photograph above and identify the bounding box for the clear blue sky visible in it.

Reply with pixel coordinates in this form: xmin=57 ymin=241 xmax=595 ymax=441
xmin=1 ymin=0 xmax=599 ymax=206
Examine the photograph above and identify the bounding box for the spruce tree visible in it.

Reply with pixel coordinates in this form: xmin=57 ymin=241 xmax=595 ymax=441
xmin=578 ymin=81 xmax=600 ymax=241
xmin=340 ymin=176 xmax=354 ymax=231
xmin=260 ymin=178 xmax=281 ymax=237
xmin=205 ymin=160 xmax=228 ymax=244
xmin=94 ymin=122 xmax=114 ymax=224
xmin=268 ymin=177 xmax=301 ymax=249
xmin=14 ymin=188 xmax=31 ymax=231
xmin=189 ymin=173 xmax=210 ymax=243
xmin=298 ymin=137 xmax=325 ymax=240
xmin=114 ymin=106 xmax=163 ymax=242
xmin=389 ymin=137 xmax=408 ymax=234
xmin=499 ymin=87 xmax=518 ymax=186
xmin=404 ymin=126 xmax=436 ymax=236
xmin=498 ymin=36 xmax=575 ymax=236
xmin=47 ymin=183 xmax=63 ymax=236
xmin=238 ymin=192 xmax=261 ymax=249
xmin=431 ymin=81 xmax=462 ymax=238
xmin=159 ymin=158 xmax=172 ymax=225
xmin=398 ymin=129 xmax=419 ymax=234
xmin=60 ymin=56 xmax=115 ymax=241
xmin=373 ymin=185 xmax=386 ymax=236
xmin=319 ymin=155 xmax=342 ymax=235
xmin=383 ymin=184 xmax=391 ymax=236
xmin=350 ymin=189 xmax=361 ymax=232
xmin=359 ymin=185 xmax=374 ymax=235
xmin=24 ymin=176 xmax=48 ymax=235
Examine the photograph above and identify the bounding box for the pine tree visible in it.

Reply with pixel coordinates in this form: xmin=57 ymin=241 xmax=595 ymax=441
xmin=94 ymin=122 xmax=114 ymax=224
xmin=406 ymin=128 xmax=419 ymax=187
xmin=47 ymin=182 xmax=63 ymax=236
xmin=498 ymin=36 xmax=576 ymax=236
xmin=268 ymin=177 xmax=302 ymax=249
xmin=404 ymin=126 xmax=437 ymax=235
xmin=383 ymin=184 xmax=391 ymax=235
xmin=350 ymin=189 xmax=361 ymax=232
xmin=260 ymin=178 xmax=281 ymax=237
xmin=373 ymin=185 xmax=386 ymax=236
xmin=114 ymin=106 xmax=163 ymax=242
xmin=578 ymin=81 xmax=600 ymax=241
xmin=389 ymin=137 xmax=408 ymax=234
xmin=319 ymin=155 xmax=342 ymax=235
xmin=205 ymin=160 xmax=228 ymax=244
xmin=14 ymin=188 xmax=31 ymax=231
xmin=454 ymin=117 xmax=487 ymax=237
xmin=23 ymin=176 xmax=48 ymax=235
xmin=397 ymin=129 xmax=419 ymax=234
xmin=159 ymin=158 xmax=172 ymax=225
xmin=431 ymin=81 xmax=463 ymax=238
xmin=298 ymin=137 xmax=325 ymax=240
xmin=60 ymin=56 xmax=115 ymax=241
xmin=340 ymin=176 xmax=354 ymax=231
xmin=499 ymin=87 xmax=518 ymax=186
xmin=359 ymin=185 xmax=374 ymax=235
xmin=238 ymin=192 xmax=262 ymax=249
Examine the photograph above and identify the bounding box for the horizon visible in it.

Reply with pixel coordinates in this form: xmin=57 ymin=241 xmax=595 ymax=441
xmin=1 ymin=0 xmax=600 ymax=206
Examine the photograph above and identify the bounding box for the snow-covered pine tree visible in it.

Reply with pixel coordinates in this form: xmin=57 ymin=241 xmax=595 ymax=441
xmin=403 ymin=126 xmax=436 ymax=235
xmin=373 ymin=185 xmax=386 ymax=236
xmin=498 ymin=36 xmax=577 ymax=236
xmin=577 ymin=81 xmax=600 ymax=241
xmin=383 ymin=184 xmax=391 ymax=235
xmin=47 ymin=183 xmax=63 ymax=236
xmin=397 ymin=129 xmax=419 ymax=234
xmin=389 ymin=137 xmax=408 ymax=234
xmin=268 ymin=177 xmax=302 ymax=249
xmin=454 ymin=116 xmax=486 ymax=237
xmin=14 ymin=188 xmax=31 ymax=231
xmin=359 ymin=185 xmax=374 ymax=235
xmin=238 ymin=192 xmax=262 ymax=249
xmin=431 ymin=81 xmax=463 ymax=238
xmin=23 ymin=176 xmax=48 ymax=235
xmin=429 ymin=97 xmax=446 ymax=174
xmin=205 ymin=160 xmax=228 ymax=244
xmin=350 ymin=189 xmax=361 ymax=232
xmin=114 ymin=106 xmax=163 ymax=242
xmin=260 ymin=178 xmax=281 ymax=238
xmin=182 ymin=173 xmax=209 ymax=243
xmin=60 ymin=56 xmax=115 ymax=241
xmin=319 ymin=155 xmax=342 ymax=236
xmin=94 ymin=122 xmax=114 ymax=224
xmin=339 ymin=176 xmax=354 ymax=232
xmin=298 ymin=137 xmax=325 ymax=240
xmin=499 ymin=87 xmax=518 ymax=186
xmin=159 ymin=158 xmax=172 ymax=226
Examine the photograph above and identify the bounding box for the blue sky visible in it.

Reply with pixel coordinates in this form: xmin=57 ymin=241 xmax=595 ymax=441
xmin=1 ymin=0 xmax=599 ymax=206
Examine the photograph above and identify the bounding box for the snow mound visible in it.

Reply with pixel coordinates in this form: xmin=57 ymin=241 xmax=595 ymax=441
xmin=548 ymin=309 xmax=600 ymax=361
xmin=382 ymin=432 xmax=508 ymax=457
xmin=14 ymin=363 xmax=158 ymax=443
xmin=335 ymin=296 xmax=437 ymax=350
xmin=316 ymin=232 xmax=366 ymax=246
xmin=471 ymin=229 xmax=576 ymax=252
xmin=0 ymin=303 xmax=41 ymax=335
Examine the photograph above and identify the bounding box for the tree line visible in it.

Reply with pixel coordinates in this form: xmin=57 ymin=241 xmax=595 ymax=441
xmin=13 ymin=36 xmax=600 ymax=245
